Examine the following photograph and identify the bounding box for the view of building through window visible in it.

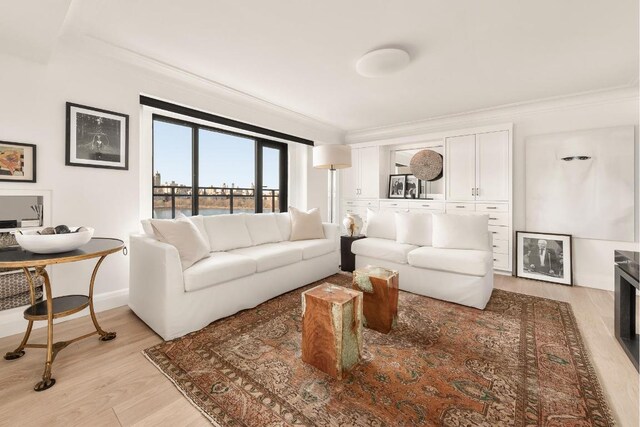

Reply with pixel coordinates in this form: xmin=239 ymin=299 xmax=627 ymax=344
xmin=152 ymin=117 xmax=285 ymax=218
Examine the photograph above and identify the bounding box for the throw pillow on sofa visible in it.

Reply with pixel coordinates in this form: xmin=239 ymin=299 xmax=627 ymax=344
xmin=245 ymin=213 xmax=282 ymax=245
xmin=150 ymin=217 xmax=210 ymax=270
xmin=432 ymin=213 xmax=489 ymax=251
xmin=395 ymin=211 xmax=433 ymax=246
xmin=365 ymin=209 xmax=396 ymax=240
xmin=289 ymin=207 xmax=325 ymax=241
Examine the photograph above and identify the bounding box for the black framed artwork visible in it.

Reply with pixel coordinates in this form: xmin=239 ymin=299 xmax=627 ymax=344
xmin=0 ymin=141 xmax=36 ymax=183
xmin=515 ymin=231 xmax=573 ymax=286
xmin=388 ymin=174 xmax=406 ymax=199
xmin=405 ymin=175 xmax=418 ymax=199
xmin=66 ymin=102 xmax=129 ymax=170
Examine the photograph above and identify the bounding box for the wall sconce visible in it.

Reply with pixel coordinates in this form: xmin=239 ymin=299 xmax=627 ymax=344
xmin=556 ymin=138 xmax=594 ymax=162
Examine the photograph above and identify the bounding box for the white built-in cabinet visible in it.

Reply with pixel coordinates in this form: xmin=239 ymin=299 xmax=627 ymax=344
xmin=342 ymin=146 xmax=381 ymax=199
xmin=446 ymin=130 xmax=509 ymax=201
xmin=340 ymin=125 xmax=512 ymax=274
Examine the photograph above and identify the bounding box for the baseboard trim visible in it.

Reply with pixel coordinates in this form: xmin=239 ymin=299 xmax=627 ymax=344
xmin=0 ymin=288 xmax=129 ymax=339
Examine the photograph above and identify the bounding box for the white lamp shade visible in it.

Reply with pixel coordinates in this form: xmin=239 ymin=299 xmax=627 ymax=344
xmin=313 ymin=145 xmax=352 ymax=169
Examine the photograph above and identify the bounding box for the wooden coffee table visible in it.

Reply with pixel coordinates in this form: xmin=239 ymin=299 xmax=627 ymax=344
xmin=301 ymin=283 xmax=363 ymax=379
xmin=353 ymin=266 xmax=399 ymax=333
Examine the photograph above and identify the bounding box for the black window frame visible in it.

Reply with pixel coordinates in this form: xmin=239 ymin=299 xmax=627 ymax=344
xmin=152 ymin=114 xmax=288 ymax=218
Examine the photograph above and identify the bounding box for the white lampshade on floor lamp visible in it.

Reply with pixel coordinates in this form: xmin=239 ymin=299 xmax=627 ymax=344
xmin=312 ymin=145 xmax=352 ymax=223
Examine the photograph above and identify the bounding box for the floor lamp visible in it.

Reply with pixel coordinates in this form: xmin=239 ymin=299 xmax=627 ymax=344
xmin=312 ymin=145 xmax=352 ymax=223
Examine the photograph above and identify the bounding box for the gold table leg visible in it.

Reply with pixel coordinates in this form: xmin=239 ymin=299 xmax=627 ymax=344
xmin=3 ymin=268 xmax=37 ymax=360
xmin=34 ymin=266 xmax=55 ymax=392
xmin=89 ymin=256 xmax=116 ymax=341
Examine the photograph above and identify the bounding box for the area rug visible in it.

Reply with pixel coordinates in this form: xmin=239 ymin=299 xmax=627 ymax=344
xmin=144 ymin=274 xmax=614 ymax=426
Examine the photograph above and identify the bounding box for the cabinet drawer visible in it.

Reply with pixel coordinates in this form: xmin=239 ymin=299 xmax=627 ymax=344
xmin=476 ymin=203 xmax=508 ymax=213
xmin=408 ymin=201 xmax=445 ymax=211
xmin=380 ymin=200 xmax=409 ymax=210
xmin=446 ymin=203 xmax=476 ymax=212
xmin=487 ymin=212 xmax=509 ymax=227
xmin=489 ymin=225 xmax=509 ymax=241
xmin=344 ymin=199 xmax=379 ymax=208
xmin=493 ymin=253 xmax=509 ymax=270
xmin=491 ymin=238 xmax=509 ymax=254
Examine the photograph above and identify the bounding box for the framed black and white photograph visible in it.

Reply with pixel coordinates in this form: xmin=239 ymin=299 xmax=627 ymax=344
xmin=0 ymin=141 xmax=36 ymax=183
xmin=405 ymin=175 xmax=418 ymax=199
xmin=388 ymin=174 xmax=406 ymax=199
xmin=66 ymin=102 xmax=129 ymax=170
xmin=516 ymin=231 xmax=573 ymax=286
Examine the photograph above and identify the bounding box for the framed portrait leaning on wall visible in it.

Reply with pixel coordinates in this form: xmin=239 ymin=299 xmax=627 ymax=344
xmin=516 ymin=231 xmax=573 ymax=286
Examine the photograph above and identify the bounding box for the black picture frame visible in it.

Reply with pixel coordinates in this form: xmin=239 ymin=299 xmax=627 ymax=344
xmin=515 ymin=231 xmax=573 ymax=286
xmin=0 ymin=141 xmax=37 ymax=183
xmin=388 ymin=174 xmax=406 ymax=199
xmin=405 ymin=174 xmax=418 ymax=199
xmin=66 ymin=102 xmax=129 ymax=170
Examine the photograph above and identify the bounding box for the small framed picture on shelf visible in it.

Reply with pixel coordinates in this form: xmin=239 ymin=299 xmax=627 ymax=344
xmin=388 ymin=174 xmax=406 ymax=199
xmin=418 ymin=180 xmax=430 ymax=199
xmin=66 ymin=102 xmax=129 ymax=170
xmin=405 ymin=175 xmax=418 ymax=199
xmin=0 ymin=141 xmax=36 ymax=183
xmin=516 ymin=231 xmax=573 ymax=286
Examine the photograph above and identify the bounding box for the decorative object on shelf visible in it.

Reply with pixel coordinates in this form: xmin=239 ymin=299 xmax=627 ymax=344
xmin=388 ymin=174 xmax=406 ymax=199
xmin=15 ymin=226 xmax=94 ymax=254
xmin=312 ymin=145 xmax=352 ymax=223
xmin=410 ymin=149 xmax=443 ymax=181
xmin=66 ymin=102 xmax=129 ymax=170
xmin=405 ymin=175 xmax=418 ymax=199
xmin=342 ymin=213 xmax=363 ymax=237
xmin=0 ymin=141 xmax=36 ymax=183
xmin=515 ymin=231 xmax=572 ymax=286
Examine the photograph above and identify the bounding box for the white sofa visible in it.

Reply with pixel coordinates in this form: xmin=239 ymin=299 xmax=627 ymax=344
xmin=351 ymin=212 xmax=494 ymax=309
xmin=129 ymin=213 xmax=339 ymax=340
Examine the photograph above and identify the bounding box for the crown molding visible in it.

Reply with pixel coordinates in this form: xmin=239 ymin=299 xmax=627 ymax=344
xmin=345 ymin=85 xmax=639 ymax=144
xmin=57 ymin=33 xmax=344 ymax=142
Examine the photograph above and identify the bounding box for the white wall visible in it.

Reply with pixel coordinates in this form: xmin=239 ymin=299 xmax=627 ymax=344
xmin=345 ymin=87 xmax=639 ymax=291
xmin=0 ymin=40 xmax=337 ymax=336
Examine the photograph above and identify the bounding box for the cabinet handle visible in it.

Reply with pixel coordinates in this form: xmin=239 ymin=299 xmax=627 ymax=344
xmin=476 ymin=187 xmax=479 ymax=196
xmin=493 ymin=258 xmax=498 ymax=262
xmin=471 ymin=188 xmax=475 ymax=196
xmin=492 ymin=245 xmax=498 ymax=248
xmin=489 ymin=217 xmax=498 ymax=220
xmin=486 ymin=207 xmax=497 ymax=210
xmin=491 ymin=231 xmax=498 ymax=234
xmin=421 ymin=204 xmax=430 ymax=207
xmin=456 ymin=205 xmax=466 ymax=208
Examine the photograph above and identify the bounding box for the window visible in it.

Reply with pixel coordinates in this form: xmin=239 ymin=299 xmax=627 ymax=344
xmin=152 ymin=115 xmax=287 ymax=218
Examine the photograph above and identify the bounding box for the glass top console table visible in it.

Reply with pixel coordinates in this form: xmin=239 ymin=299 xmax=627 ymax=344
xmin=0 ymin=238 xmax=125 ymax=391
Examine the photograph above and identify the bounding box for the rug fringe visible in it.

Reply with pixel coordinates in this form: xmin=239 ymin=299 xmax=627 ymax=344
xmin=142 ymin=350 xmax=222 ymax=427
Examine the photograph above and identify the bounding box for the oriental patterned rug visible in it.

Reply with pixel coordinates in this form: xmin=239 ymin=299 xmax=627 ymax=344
xmin=143 ymin=274 xmax=614 ymax=426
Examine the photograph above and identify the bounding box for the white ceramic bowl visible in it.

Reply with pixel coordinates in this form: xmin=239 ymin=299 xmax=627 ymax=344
xmin=15 ymin=227 xmax=94 ymax=254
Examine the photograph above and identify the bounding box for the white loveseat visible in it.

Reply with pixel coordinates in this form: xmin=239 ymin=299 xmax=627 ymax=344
xmin=129 ymin=213 xmax=339 ymax=340
xmin=351 ymin=211 xmax=494 ymax=309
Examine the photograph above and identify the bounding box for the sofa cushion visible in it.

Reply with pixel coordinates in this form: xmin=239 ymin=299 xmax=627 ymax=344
xmin=229 ymin=243 xmax=303 ymax=272
xmin=395 ymin=211 xmax=433 ymax=247
xmin=351 ymin=237 xmax=418 ymax=264
xmin=149 ymin=217 xmax=210 ymax=270
xmin=203 ymin=214 xmax=253 ymax=252
xmin=245 ymin=213 xmax=282 ymax=245
xmin=183 ymin=252 xmax=257 ymax=292
xmin=365 ymin=209 xmax=396 ymax=240
xmin=432 ymin=213 xmax=490 ymax=251
xmin=407 ymin=246 xmax=492 ymax=277
xmin=282 ymin=239 xmax=335 ymax=260
xmin=275 ymin=212 xmax=291 ymax=241
xmin=289 ymin=207 xmax=325 ymax=241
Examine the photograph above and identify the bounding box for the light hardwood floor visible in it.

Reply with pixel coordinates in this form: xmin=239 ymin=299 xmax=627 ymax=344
xmin=0 ymin=275 xmax=638 ymax=426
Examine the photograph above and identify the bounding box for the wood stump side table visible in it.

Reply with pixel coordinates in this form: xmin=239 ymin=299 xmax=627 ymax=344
xmin=301 ymin=283 xmax=363 ymax=379
xmin=353 ymin=266 xmax=399 ymax=334
xmin=0 ymin=238 xmax=125 ymax=391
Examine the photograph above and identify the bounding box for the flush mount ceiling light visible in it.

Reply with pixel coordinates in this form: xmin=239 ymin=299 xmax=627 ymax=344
xmin=356 ymin=48 xmax=411 ymax=77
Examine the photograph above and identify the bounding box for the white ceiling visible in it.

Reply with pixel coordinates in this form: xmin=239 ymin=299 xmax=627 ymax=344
xmin=3 ymin=0 xmax=639 ymax=132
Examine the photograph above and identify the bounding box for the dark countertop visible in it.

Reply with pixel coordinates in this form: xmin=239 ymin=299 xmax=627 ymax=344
xmin=615 ymin=250 xmax=639 ymax=282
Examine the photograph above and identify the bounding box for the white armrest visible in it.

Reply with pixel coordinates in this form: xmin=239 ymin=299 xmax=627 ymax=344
xmin=322 ymin=222 xmax=340 ymax=249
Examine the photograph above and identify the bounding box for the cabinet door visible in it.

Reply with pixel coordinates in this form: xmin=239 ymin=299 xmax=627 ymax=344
xmin=476 ymin=131 xmax=509 ymax=201
xmin=359 ymin=147 xmax=380 ymax=199
xmin=341 ymin=148 xmax=359 ymax=199
xmin=446 ymin=135 xmax=476 ymax=201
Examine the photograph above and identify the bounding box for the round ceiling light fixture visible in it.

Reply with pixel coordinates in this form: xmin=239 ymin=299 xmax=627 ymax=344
xmin=356 ymin=48 xmax=411 ymax=78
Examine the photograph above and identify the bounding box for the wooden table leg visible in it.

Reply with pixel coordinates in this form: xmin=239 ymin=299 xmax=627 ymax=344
xmin=3 ymin=267 xmax=36 ymax=360
xmin=89 ymin=256 xmax=116 ymax=341
xmin=34 ymin=267 xmax=55 ymax=392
